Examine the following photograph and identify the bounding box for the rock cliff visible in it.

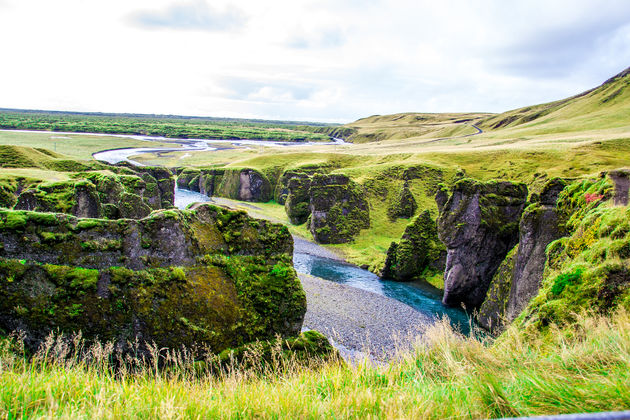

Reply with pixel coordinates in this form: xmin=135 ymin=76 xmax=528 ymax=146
xmin=381 ymin=210 xmax=445 ymax=281
xmin=0 ymin=204 xmax=306 ymax=354
xmin=11 ymin=166 xmax=175 ymax=219
xmin=437 ymin=179 xmax=528 ymax=310
xmin=177 ymin=167 xmax=272 ymax=202
xmin=308 ymin=174 xmax=370 ymax=244
xmin=478 ymin=178 xmax=567 ymax=331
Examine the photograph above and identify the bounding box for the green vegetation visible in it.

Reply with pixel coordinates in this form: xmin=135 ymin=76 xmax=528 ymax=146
xmin=1 ymin=310 xmax=628 ymax=418
xmin=0 ymin=109 xmax=332 ymax=142
xmin=1 ymin=68 xmax=630 ymax=418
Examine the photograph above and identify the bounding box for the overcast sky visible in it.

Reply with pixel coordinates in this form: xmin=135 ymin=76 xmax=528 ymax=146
xmin=1 ymin=0 xmax=629 ymax=123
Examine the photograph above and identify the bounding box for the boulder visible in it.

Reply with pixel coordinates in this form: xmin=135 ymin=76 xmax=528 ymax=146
xmin=0 ymin=205 xmax=305 ymax=355
xmin=437 ymin=179 xmax=528 ymax=310
xmin=308 ymin=174 xmax=370 ymax=244
xmin=381 ymin=210 xmax=445 ymax=281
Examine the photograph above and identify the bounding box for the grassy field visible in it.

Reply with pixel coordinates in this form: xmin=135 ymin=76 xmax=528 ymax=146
xmin=0 ymin=129 xmax=177 ymax=161
xmin=0 ymin=109 xmax=333 ymax=143
xmin=1 ymin=310 xmax=628 ymax=419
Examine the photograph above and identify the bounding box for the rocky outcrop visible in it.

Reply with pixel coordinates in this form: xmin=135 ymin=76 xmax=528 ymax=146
xmin=609 ymin=169 xmax=630 ymax=206
xmin=285 ymin=174 xmax=312 ymax=225
xmin=387 ymin=181 xmax=417 ymax=220
xmin=0 ymin=205 xmax=305 ymax=354
xmin=177 ymin=168 xmax=272 ymax=202
xmin=13 ymin=168 xmax=175 ymax=220
xmin=309 ymin=174 xmax=370 ymax=244
xmin=381 ymin=210 xmax=445 ymax=281
xmin=437 ymin=179 xmax=528 ymax=310
xmin=274 ymin=166 xmax=328 ymax=205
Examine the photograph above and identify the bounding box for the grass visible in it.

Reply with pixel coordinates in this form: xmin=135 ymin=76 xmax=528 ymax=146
xmin=1 ymin=310 xmax=628 ymax=418
xmin=0 ymin=109 xmax=332 ymax=143
xmin=0 ymin=130 xmax=176 ymax=161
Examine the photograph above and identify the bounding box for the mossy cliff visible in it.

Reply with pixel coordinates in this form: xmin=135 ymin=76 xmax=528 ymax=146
xmin=513 ymin=174 xmax=630 ymax=331
xmin=308 ymin=174 xmax=370 ymax=244
xmin=177 ymin=167 xmax=272 ymax=202
xmin=12 ymin=169 xmax=174 ymax=219
xmin=381 ymin=210 xmax=445 ymax=282
xmin=285 ymin=174 xmax=312 ymax=225
xmin=0 ymin=204 xmax=305 ymax=355
xmin=437 ymin=179 xmax=528 ymax=310
xmin=478 ymin=178 xmax=569 ymax=331
xmin=387 ymin=181 xmax=417 ymax=220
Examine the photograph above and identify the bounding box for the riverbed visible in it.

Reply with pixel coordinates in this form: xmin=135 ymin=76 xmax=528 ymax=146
xmin=175 ymin=188 xmax=473 ymax=354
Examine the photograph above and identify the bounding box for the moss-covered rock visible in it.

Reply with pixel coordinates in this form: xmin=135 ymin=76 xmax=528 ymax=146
xmin=477 ymin=245 xmax=519 ymax=332
xmin=0 ymin=204 xmax=305 ymax=355
xmin=437 ymin=178 xmax=528 ymax=310
xmin=13 ymin=169 xmax=174 ymax=220
xmin=285 ymin=174 xmax=312 ymax=225
xmin=515 ymin=176 xmax=629 ymax=331
xmin=478 ymin=178 xmax=569 ymax=332
xmin=308 ymin=174 xmax=370 ymax=244
xmin=387 ymin=181 xmax=417 ymax=220
xmin=381 ymin=210 xmax=445 ymax=281
xmin=177 ymin=167 xmax=272 ymax=203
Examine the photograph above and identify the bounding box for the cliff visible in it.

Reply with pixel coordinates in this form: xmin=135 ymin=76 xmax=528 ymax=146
xmin=0 ymin=204 xmax=306 ymax=354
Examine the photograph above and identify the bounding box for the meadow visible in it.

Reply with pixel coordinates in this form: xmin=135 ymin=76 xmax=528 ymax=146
xmin=0 ymin=110 xmax=332 ymax=143
xmin=1 ymin=311 xmax=628 ymax=419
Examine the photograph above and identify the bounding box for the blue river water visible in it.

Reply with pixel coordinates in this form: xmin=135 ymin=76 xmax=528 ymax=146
xmin=175 ymin=188 xmax=473 ymax=334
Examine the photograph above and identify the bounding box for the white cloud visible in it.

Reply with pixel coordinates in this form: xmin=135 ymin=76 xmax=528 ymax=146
xmin=0 ymin=0 xmax=628 ymax=122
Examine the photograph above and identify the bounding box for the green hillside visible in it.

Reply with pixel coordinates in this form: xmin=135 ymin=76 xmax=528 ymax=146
xmin=478 ymin=67 xmax=630 ymax=134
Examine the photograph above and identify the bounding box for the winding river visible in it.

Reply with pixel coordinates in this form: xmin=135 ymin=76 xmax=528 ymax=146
xmin=85 ymin=135 xmax=472 ymax=335
xmin=176 ymin=188 xmax=472 ymax=335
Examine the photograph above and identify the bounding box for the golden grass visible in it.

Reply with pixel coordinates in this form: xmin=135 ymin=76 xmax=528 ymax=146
xmin=1 ymin=310 xmax=628 ymax=419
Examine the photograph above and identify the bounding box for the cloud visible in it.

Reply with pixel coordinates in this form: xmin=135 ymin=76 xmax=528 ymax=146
xmin=484 ymin=6 xmax=630 ymax=78
xmin=287 ymin=28 xmax=346 ymax=49
xmin=131 ymin=0 xmax=245 ymax=32
xmin=218 ymin=76 xmax=318 ymax=103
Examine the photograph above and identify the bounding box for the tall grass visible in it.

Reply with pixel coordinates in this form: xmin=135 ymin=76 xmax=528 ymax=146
xmin=1 ymin=310 xmax=629 ymax=419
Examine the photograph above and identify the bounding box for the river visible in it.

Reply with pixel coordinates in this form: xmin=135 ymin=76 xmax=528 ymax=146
xmin=175 ymin=188 xmax=472 ymax=335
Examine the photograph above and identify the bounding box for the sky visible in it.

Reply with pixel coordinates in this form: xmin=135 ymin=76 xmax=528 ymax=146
xmin=0 ymin=0 xmax=629 ymax=123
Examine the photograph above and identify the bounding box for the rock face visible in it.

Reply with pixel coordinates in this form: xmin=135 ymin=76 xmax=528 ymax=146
xmin=437 ymin=179 xmax=528 ymax=310
xmin=477 ymin=178 xmax=568 ymax=331
xmin=309 ymin=174 xmax=370 ymax=244
xmin=13 ymin=168 xmax=175 ymax=219
xmin=0 ymin=205 xmax=306 ymax=354
xmin=285 ymin=174 xmax=312 ymax=225
xmin=177 ymin=168 xmax=272 ymax=202
xmin=609 ymin=169 xmax=630 ymax=206
xmin=387 ymin=181 xmax=417 ymax=220
xmin=381 ymin=210 xmax=445 ymax=281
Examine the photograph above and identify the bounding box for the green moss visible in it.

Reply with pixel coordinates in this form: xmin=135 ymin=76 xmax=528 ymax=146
xmin=478 ymin=244 xmax=519 ymax=332
xmin=516 ymin=180 xmax=630 ymax=331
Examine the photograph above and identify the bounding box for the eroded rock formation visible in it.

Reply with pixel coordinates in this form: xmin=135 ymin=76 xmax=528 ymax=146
xmin=0 ymin=205 xmax=305 ymax=354
xmin=177 ymin=168 xmax=272 ymax=202
xmin=477 ymin=178 xmax=568 ymax=331
xmin=387 ymin=181 xmax=417 ymax=220
xmin=381 ymin=210 xmax=445 ymax=281
xmin=309 ymin=174 xmax=370 ymax=244
xmin=437 ymin=179 xmax=528 ymax=310
xmin=12 ymin=167 xmax=175 ymax=219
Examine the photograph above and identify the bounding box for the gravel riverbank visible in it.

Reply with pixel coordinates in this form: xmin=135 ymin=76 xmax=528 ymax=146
xmin=299 ymin=273 xmax=432 ymax=361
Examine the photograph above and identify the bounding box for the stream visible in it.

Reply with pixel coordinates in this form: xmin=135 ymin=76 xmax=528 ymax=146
xmin=175 ymin=188 xmax=472 ymax=335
